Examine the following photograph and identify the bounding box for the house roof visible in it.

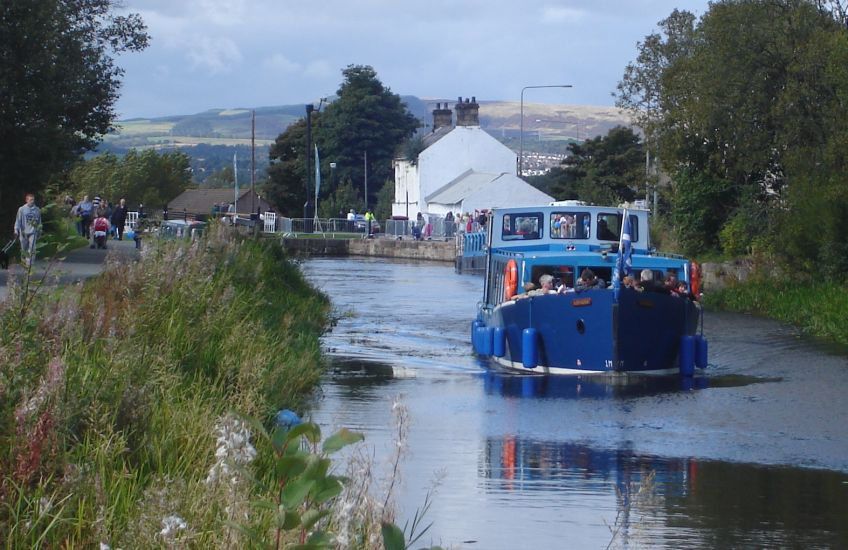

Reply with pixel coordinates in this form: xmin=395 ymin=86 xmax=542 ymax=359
xmin=168 ymin=188 xmax=269 ymax=214
xmin=426 ymin=169 xmax=498 ymax=204
xmin=422 ymin=125 xmax=454 ymax=149
xmin=426 ymin=170 xmax=555 ymax=210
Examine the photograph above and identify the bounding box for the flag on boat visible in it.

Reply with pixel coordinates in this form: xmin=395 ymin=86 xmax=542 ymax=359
xmin=618 ymin=211 xmax=633 ymax=277
xmin=612 ymin=210 xmax=632 ymax=300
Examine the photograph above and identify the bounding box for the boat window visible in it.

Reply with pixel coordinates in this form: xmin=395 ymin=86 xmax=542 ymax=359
xmin=596 ymin=213 xmax=639 ymax=242
xmin=502 ymin=213 xmax=543 ymax=240
xmin=532 ymin=265 xmax=576 ymax=290
xmin=549 ymin=212 xmax=590 ymax=239
xmin=579 ymin=266 xmax=613 ymax=286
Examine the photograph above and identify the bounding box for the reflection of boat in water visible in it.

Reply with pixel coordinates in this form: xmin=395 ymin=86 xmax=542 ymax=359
xmin=482 ymin=437 xmax=848 ymax=548
xmin=484 ymin=438 xmax=693 ymax=497
xmin=470 ymin=202 xmax=708 ymax=375
xmin=481 ymin=369 xmax=709 ymax=399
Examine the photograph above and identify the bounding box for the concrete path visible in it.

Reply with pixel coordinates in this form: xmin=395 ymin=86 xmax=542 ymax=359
xmin=0 ymin=237 xmax=139 ymax=302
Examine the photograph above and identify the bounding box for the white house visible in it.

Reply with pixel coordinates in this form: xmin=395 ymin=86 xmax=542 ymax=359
xmin=392 ymin=97 xmax=554 ymax=219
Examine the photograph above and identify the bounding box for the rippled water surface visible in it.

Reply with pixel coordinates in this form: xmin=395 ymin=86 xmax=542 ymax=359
xmin=301 ymin=257 xmax=848 ymax=549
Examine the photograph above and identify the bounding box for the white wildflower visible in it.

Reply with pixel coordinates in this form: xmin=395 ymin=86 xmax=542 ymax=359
xmin=99 ymin=543 xmax=111 ymax=550
xmin=160 ymin=514 xmax=187 ymax=538
xmin=206 ymin=414 xmax=257 ymax=485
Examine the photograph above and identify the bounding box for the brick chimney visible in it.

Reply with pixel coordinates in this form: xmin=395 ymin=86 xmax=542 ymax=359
xmin=432 ymin=102 xmax=453 ymax=131
xmin=455 ymin=96 xmax=479 ymax=127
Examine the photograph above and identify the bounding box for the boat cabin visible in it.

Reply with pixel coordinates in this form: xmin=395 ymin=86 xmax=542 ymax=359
xmin=483 ymin=202 xmax=694 ymax=308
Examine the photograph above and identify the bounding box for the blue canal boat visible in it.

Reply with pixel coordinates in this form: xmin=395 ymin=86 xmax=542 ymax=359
xmin=470 ymin=201 xmax=707 ymax=375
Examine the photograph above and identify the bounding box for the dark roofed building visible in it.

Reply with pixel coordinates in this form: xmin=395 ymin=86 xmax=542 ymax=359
xmin=167 ymin=188 xmax=272 ymax=218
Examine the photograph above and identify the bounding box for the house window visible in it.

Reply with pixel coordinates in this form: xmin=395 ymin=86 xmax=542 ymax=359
xmin=550 ymin=212 xmax=590 ymax=239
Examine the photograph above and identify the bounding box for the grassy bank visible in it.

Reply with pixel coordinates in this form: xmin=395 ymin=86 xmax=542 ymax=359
xmin=704 ymin=280 xmax=848 ymax=346
xmin=0 ymin=225 xmax=333 ymax=547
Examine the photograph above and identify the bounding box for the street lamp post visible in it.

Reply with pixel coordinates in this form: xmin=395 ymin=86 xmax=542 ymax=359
xmin=519 ymin=84 xmax=573 ymax=177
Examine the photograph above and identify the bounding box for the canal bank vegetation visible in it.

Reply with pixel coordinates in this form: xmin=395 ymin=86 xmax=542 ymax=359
xmin=0 ymin=225 xmax=430 ymax=547
xmin=703 ymin=280 xmax=848 ymax=346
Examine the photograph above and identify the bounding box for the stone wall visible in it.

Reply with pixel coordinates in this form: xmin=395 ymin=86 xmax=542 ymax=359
xmin=700 ymin=259 xmax=754 ymax=291
xmin=281 ymin=238 xmax=455 ymax=263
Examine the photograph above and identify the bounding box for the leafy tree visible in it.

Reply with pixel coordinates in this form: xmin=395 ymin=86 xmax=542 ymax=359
xmin=317 ymin=179 xmax=362 ymax=219
xmin=374 ymin=178 xmax=395 ymax=222
xmin=66 ymin=150 xmax=191 ymax=210
xmin=316 ymin=65 xmax=420 ymax=195
xmin=205 ymin=166 xmax=235 ymax=189
xmin=267 ymin=117 xmax=312 ymax=217
xmin=315 ymin=65 xmax=419 ymax=206
xmin=618 ymin=0 xmax=848 ymax=263
xmin=0 ymin=0 xmax=148 ymax=228
xmin=549 ymin=126 xmax=644 ymax=206
xmin=615 ymin=9 xmax=696 ymax=145
xmin=267 ymin=65 xmax=419 ymax=217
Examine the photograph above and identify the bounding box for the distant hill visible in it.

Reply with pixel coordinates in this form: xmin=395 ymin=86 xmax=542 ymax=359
xmin=104 ymin=96 xmax=631 ymax=150
xmin=101 ymin=97 xmax=632 ymax=184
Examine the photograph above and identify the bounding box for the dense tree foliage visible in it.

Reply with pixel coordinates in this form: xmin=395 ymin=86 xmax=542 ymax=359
xmin=531 ymin=126 xmax=644 ymax=206
xmin=63 ymin=150 xmax=191 ymax=211
xmin=616 ymin=0 xmax=848 ymax=278
xmin=266 ymin=65 xmax=419 ymax=217
xmin=0 ymin=0 xmax=148 ymax=228
xmin=267 ymin=117 xmax=311 ymax=217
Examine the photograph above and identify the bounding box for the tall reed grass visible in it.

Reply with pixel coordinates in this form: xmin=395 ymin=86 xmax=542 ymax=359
xmin=704 ymin=280 xmax=848 ymax=345
xmin=0 ymin=224 xmax=332 ymax=547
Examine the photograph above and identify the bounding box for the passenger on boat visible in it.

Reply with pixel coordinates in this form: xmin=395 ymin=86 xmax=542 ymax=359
xmin=664 ymin=271 xmax=679 ymax=292
xmin=539 ymin=274 xmax=555 ymax=292
xmin=525 ymin=274 xmax=556 ymax=297
xmin=622 ymin=275 xmax=638 ymax=289
xmin=513 ymin=282 xmax=537 ymax=300
xmin=672 ymin=281 xmax=694 ymax=299
xmin=575 ymin=269 xmax=606 ymax=292
xmin=638 ymin=269 xmax=669 ymax=293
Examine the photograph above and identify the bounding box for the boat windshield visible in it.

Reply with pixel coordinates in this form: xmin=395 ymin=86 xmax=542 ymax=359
xmin=501 ymin=212 xmax=543 ymax=241
xmin=549 ymin=211 xmax=590 ymax=239
xmin=596 ymin=213 xmax=640 ymax=242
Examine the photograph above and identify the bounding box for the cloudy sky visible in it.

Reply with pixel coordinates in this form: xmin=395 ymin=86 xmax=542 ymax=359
xmin=114 ymin=0 xmax=711 ymax=119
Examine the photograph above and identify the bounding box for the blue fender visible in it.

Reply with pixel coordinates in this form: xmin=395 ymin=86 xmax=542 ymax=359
xmin=522 ymin=328 xmax=538 ymax=369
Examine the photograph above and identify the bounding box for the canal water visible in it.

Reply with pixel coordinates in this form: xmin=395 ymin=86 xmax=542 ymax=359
xmin=300 ymin=257 xmax=848 ymax=549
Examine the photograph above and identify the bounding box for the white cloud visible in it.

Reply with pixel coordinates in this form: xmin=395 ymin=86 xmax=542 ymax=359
xmin=195 ymin=0 xmax=248 ymax=26
xmin=305 ymin=60 xmax=334 ymax=79
xmin=186 ymin=36 xmax=243 ymax=74
xmin=540 ymin=5 xmax=588 ymax=24
xmin=262 ymin=53 xmax=301 ymax=73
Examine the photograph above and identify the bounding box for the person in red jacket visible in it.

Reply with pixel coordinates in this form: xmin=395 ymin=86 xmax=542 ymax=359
xmin=92 ymin=213 xmax=111 ymax=249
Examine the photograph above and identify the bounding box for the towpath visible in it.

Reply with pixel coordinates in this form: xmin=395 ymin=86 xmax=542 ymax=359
xmin=0 ymin=238 xmax=138 ymax=302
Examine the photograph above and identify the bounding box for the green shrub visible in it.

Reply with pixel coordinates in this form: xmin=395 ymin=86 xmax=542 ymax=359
xmin=0 ymin=224 xmax=331 ymax=546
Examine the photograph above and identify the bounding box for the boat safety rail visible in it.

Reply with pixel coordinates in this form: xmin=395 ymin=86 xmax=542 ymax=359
xmin=461 ymin=232 xmax=487 ymax=257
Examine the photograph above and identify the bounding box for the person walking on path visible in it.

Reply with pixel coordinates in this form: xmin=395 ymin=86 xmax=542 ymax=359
xmin=78 ymin=195 xmax=93 ymax=238
xmin=111 ymin=198 xmax=128 ymax=240
xmin=14 ymin=193 xmax=42 ymax=267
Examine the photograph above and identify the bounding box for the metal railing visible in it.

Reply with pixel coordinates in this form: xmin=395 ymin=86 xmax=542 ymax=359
xmin=281 ymin=218 xmax=374 ymax=236
xmin=460 ymin=232 xmax=487 ymax=257
xmin=271 ymin=215 xmax=487 ymax=241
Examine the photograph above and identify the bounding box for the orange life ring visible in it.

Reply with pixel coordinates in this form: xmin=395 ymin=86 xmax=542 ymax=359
xmin=504 ymin=259 xmax=518 ymax=300
xmin=690 ymin=261 xmax=701 ymax=300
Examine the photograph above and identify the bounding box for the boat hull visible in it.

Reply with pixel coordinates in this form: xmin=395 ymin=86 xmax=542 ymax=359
xmin=479 ymin=288 xmax=700 ymax=375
